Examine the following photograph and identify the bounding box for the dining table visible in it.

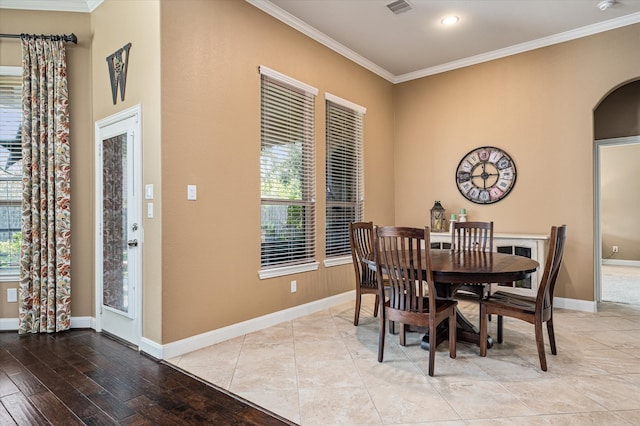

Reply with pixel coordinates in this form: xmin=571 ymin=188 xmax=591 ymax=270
xmin=365 ymin=249 xmax=539 ymax=349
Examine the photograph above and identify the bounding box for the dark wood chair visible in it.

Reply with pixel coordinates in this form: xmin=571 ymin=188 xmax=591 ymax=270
xmin=479 ymin=225 xmax=568 ymax=371
xmin=349 ymin=222 xmax=380 ymax=326
xmin=374 ymin=226 xmax=457 ymax=376
xmin=451 ymin=221 xmax=494 ymax=299
xmin=451 ymin=221 xmax=494 ymax=252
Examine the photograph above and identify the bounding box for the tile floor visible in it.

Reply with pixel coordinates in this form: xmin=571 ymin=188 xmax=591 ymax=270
xmin=168 ymin=297 xmax=640 ymax=425
xmin=602 ymin=264 xmax=640 ymax=305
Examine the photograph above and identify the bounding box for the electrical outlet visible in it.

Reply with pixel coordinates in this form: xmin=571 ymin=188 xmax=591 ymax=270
xmin=290 ymin=280 xmax=297 ymax=293
xmin=612 ymin=245 xmax=619 ymax=253
xmin=7 ymin=288 xmax=17 ymax=303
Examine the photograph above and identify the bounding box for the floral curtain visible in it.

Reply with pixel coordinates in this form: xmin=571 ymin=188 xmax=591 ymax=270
xmin=18 ymin=36 xmax=72 ymax=334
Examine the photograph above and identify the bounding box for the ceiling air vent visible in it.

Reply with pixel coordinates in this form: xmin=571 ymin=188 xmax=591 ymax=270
xmin=386 ymin=0 xmax=413 ymax=15
xmin=387 ymin=0 xmax=413 ymax=15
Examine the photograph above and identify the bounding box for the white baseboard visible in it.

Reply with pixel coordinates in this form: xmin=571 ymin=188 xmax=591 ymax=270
xmin=140 ymin=337 xmax=163 ymax=359
xmin=0 ymin=315 xmax=95 ymax=331
xmin=0 ymin=317 xmax=17 ymax=330
xmin=602 ymin=259 xmax=640 ymax=267
xmin=159 ymin=290 xmax=356 ymax=360
xmin=554 ymin=296 xmax=597 ymax=313
xmin=70 ymin=316 xmax=93 ymax=329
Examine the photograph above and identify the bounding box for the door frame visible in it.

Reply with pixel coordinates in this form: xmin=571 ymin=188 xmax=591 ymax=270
xmin=94 ymin=104 xmax=143 ymax=345
xmin=594 ymin=135 xmax=640 ymax=305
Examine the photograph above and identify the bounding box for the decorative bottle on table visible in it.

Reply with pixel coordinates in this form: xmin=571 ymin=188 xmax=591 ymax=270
xmin=449 ymin=213 xmax=457 ymax=232
xmin=459 ymin=208 xmax=467 ymax=222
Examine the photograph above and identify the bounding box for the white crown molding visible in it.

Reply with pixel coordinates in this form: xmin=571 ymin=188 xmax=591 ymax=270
xmin=246 ymin=0 xmax=396 ymax=83
xmin=396 ymin=11 xmax=640 ymax=83
xmin=0 ymin=0 xmax=103 ymax=13
xmin=246 ymin=0 xmax=640 ymax=84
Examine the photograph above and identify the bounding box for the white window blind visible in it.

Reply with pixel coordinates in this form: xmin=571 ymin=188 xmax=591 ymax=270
xmin=0 ymin=68 xmax=23 ymax=275
xmin=260 ymin=67 xmax=317 ymax=270
xmin=325 ymin=93 xmax=365 ymax=258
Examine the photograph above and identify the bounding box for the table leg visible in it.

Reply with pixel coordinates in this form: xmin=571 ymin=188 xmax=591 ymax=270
xmin=420 ymin=307 xmax=494 ymax=350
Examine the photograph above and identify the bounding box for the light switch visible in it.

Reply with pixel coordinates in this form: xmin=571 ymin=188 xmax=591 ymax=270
xmin=147 ymin=202 xmax=154 ymax=218
xmin=7 ymin=288 xmax=17 ymax=303
xmin=187 ymin=185 xmax=197 ymax=201
xmin=145 ymin=184 xmax=154 ymax=200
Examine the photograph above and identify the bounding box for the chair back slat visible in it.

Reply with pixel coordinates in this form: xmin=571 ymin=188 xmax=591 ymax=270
xmin=451 ymin=221 xmax=494 ymax=252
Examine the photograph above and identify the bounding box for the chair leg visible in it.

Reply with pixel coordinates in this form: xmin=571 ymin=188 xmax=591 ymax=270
xmin=479 ymin=304 xmax=488 ymax=357
xmin=547 ymin=317 xmax=557 ymax=355
xmin=399 ymin=323 xmax=407 ymax=346
xmin=428 ymin=321 xmax=436 ymax=377
xmin=449 ymin=311 xmax=456 ymax=359
xmin=373 ymin=294 xmax=379 ymax=318
xmin=377 ymin=310 xmax=386 ymax=362
xmin=534 ymin=320 xmax=548 ymax=371
xmin=497 ymin=315 xmax=503 ymax=343
xmin=388 ymin=320 xmax=395 ymax=335
xmin=354 ymin=292 xmax=361 ymax=326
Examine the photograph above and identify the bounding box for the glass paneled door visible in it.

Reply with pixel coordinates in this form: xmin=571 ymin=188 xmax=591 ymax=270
xmin=95 ymin=106 xmax=142 ymax=347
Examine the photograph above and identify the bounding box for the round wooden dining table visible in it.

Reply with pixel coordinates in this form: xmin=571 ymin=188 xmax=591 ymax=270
xmin=366 ymin=250 xmax=539 ymax=349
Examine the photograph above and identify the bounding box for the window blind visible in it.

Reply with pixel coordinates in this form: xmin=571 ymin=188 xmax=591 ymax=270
xmin=0 ymin=70 xmax=23 ymax=273
xmin=325 ymin=94 xmax=364 ymax=258
xmin=0 ymin=73 xmax=22 ymax=172
xmin=260 ymin=67 xmax=317 ymax=269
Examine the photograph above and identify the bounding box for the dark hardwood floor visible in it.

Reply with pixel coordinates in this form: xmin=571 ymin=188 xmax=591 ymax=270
xmin=0 ymin=329 xmax=296 ymax=425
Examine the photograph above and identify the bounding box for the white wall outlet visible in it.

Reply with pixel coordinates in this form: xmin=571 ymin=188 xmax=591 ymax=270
xmin=7 ymin=288 xmax=18 ymax=303
xmin=612 ymin=245 xmax=619 ymax=253
xmin=147 ymin=202 xmax=154 ymax=218
xmin=187 ymin=184 xmax=197 ymax=201
xmin=291 ymin=280 xmax=297 ymax=293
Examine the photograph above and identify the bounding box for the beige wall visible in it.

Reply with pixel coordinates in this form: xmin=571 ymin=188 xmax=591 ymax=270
xmin=91 ymin=0 xmax=163 ymax=342
xmin=0 ymin=10 xmax=93 ymax=319
xmin=600 ymin=143 xmax=640 ymax=261
xmin=394 ymin=23 xmax=640 ymax=302
xmin=159 ymin=0 xmax=395 ymax=343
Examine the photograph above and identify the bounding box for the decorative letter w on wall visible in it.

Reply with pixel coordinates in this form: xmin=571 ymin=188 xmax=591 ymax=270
xmin=106 ymin=43 xmax=132 ymax=105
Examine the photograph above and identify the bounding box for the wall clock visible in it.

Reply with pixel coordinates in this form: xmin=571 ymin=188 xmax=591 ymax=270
xmin=455 ymin=146 xmax=517 ymax=204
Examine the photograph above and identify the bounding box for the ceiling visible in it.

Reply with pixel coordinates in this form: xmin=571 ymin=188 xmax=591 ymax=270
xmin=3 ymin=0 xmax=640 ymax=83
xmin=249 ymin=0 xmax=640 ymax=82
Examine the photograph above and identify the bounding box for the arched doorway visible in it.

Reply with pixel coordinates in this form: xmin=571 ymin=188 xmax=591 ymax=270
xmin=594 ymin=79 xmax=640 ymax=306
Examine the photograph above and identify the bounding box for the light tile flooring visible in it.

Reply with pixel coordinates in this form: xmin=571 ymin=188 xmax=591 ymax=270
xmin=602 ymin=264 xmax=640 ymax=305
xmin=168 ymin=297 xmax=640 ymax=425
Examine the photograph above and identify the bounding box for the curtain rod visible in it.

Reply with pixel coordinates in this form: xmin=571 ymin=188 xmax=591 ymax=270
xmin=0 ymin=33 xmax=77 ymax=44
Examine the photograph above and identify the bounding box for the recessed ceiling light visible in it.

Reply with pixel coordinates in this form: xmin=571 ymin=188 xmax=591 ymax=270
xmin=441 ymin=15 xmax=459 ymax=25
xmin=597 ymin=0 xmax=615 ymax=10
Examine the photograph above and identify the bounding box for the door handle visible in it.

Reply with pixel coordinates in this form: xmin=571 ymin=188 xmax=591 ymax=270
xmin=127 ymin=239 xmax=138 ymax=247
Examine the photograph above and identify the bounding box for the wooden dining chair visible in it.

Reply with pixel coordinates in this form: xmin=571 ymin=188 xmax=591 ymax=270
xmin=451 ymin=221 xmax=494 ymax=299
xmin=451 ymin=221 xmax=494 ymax=252
xmin=374 ymin=226 xmax=457 ymax=376
xmin=479 ymin=225 xmax=568 ymax=371
xmin=349 ymin=222 xmax=380 ymax=326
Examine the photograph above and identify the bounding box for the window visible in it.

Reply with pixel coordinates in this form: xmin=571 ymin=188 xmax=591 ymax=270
xmin=259 ymin=66 xmax=318 ymax=276
xmin=325 ymin=93 xmax=365 ymax=260
xmin=0 ymin=67 xmax=22 ymax=277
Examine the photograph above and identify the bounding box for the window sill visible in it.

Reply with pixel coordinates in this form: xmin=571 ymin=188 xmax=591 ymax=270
xmin=324 ymin=256 xmax=352 ymax=268
xmin=259 ymin=262 xmax=320 ymax=279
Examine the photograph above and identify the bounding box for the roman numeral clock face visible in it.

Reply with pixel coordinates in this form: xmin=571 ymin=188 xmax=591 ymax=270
xmin=455 ymin=146 xmax=517 ymax=204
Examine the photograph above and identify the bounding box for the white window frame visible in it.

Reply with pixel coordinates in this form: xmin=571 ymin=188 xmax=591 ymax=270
xmin=0 ymin=66 xmax=23 ymax=281
xmin=324 ymin=93 xmax=365 ymax=268
xmin=258 ymin=66 xmax=319 ymax=279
